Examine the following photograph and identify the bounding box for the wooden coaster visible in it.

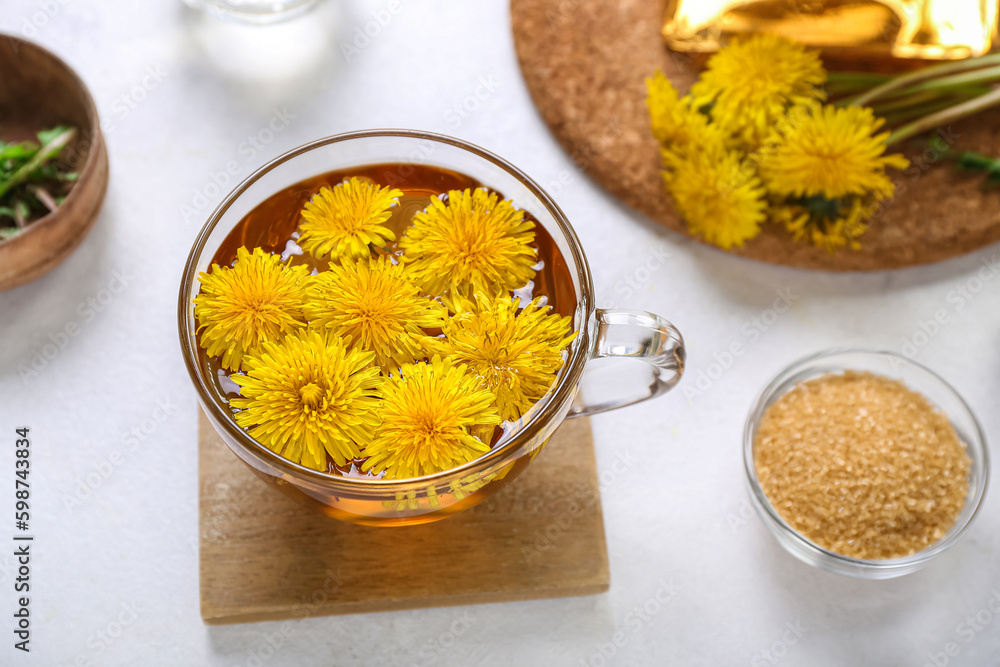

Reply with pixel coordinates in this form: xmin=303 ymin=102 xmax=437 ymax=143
xmin=198 ymin=410 xmax=609 ymax=625
xmin=511 ymin=0 xmax=1000 ymax=271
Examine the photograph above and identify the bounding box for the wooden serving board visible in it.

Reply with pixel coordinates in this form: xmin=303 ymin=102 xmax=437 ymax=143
xmin=510 ymin=0 xmax=1000 ymax=271
xmin=199 ymin=410 xmax=609 ymax=625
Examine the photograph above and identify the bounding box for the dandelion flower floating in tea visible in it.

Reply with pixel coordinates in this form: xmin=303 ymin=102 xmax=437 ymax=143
xmin=231 ymin=329 xmax=383 ymax=471
xmin=303 ymin=255 xmax=446 ymax=371
xmin=296 ymin=177 xmax=403 ymax=261
xmin=690 ymin=33 xmax=826 ymax=149
xmin=362 ymin=357 xmax=500 ymax=480
xmin=194 ymin=247 xmax=309 ymax=372
xmin=400 ymin=188 xmax=536 ymax=310
xmin=196 ymin=170 xmax=578 ymax=481
xmin=432 ymin=293 xmax=577 ymax=423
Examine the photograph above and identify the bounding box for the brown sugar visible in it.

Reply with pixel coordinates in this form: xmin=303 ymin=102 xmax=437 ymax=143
xmin=754 ymin=371 xmax=971 ymax=560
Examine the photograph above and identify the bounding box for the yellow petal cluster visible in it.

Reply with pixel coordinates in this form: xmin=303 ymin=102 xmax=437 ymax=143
xmin=759 ymin=104 xmax=908 ymax=200
xmin=646 ymin=34 xmax=909 ymax=253
xmin=400 ymin=188 xmax=537 ymax=310
xmin=231 ymin=330 xmax=383 ymax=471
xmin=773 ymin=199 xmax=871 ymax=253
xmin=362 ymin=357 xmax=501 ymax=480
xmin=297 ymin=177 xmax=402 ymax=261
xmin=665 ymin=144 xmax=768 ymax=251
xmin=691 ymin=33 xmax=826 ymax=149
xmin=194 ymin=247 xmax=309 ymax=372
xmin=432 ymin=293 xmax=576 ymax=422
xmin=304 ymin=256 xmax=446 ymax=371
xmin=195 ymin=179 xmax=576 ymax=480
xmin=647 ymin=71 xmax=728 ymax=157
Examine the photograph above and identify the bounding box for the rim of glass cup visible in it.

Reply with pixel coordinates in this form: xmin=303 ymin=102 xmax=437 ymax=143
xmin=182 ymin=0 xmax=322 ymax=24
xmin=178 ymin=129 xmax=595 ymax=489
xmin=743 ymin=347 xmax=990 ymax=575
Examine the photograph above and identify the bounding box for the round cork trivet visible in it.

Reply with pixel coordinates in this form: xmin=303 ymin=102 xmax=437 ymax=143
xmin=511 ymin=0 xmax=1000 ymax=271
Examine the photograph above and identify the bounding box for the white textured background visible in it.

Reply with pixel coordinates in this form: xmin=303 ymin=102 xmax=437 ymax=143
xmin=1 ymin=1 xmax=999 ymax=665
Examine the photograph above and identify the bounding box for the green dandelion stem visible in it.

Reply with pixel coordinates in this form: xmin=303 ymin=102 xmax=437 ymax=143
xmin=880 ymin=97 xmax=971 ymax=127
xmin=891 ymin=65 xmax=1000 ymax=95
xmin=850 ymin=52 xmax=1000 ymax=107
xmin=868 ymin=90 xmax=945 ymax=114
xmin=887 ymin=86 xmax=1000 ymax=146
xmin=849 ymin=83 xmax=990 ymax=111
xmin=825 ymin=72 xmax=894 ymax=95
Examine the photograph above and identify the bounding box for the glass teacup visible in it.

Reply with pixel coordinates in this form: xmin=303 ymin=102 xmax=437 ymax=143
xmin=178 ymin=130 xmax=685 ymax=526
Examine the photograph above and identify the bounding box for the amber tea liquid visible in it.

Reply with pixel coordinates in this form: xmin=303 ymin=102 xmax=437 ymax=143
xmin=199 ymin=163 xmax=577 ymax=477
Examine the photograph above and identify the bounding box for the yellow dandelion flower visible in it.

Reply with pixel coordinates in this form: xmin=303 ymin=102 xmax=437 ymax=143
xmin=399 ymin=188 xmax=536 ymax=310
xmin=758 ymin=104 xmax=909 ymax=200
xmin=773 ymin=198 xmax=873 ymax=253
xmin=691 ymin=34 xmax=826 ymax=148
xmin=297 ymin=177 xmax=403 ymax=261
xmin=666 ymin=145 xmax=767 ymax=249
xmin=194 ymin=247 xmax=309 ymax=372
xmin=231 ymin=330 xmax=383 ymax=471
xmin=646 ymin=70 xmax=728 ymax=156
xmin=431 ymin=293 xmax=576 ymax=423
xmin=361 ymin=357 xmax=500 ymax=480
xmin=303 ymin=256 xmax=446 ymax=371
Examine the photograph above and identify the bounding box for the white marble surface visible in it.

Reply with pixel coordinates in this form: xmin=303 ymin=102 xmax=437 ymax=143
xmin=1 ymin=1 xmax=999 ymax=665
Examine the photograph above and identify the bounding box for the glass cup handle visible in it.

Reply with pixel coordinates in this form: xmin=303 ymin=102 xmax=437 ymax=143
xmin=568 ymin=308 xmax=686 ymax=418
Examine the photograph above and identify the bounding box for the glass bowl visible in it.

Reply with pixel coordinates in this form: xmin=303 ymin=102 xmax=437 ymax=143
xmin=744 ymin=348 xmax=990 ymax=579
xmin=179 ymin=130 xmax=685 ymax=527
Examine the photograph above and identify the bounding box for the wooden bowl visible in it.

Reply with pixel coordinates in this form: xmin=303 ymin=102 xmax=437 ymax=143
xmin=0 ymin=35 xmax=109 ymax=291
